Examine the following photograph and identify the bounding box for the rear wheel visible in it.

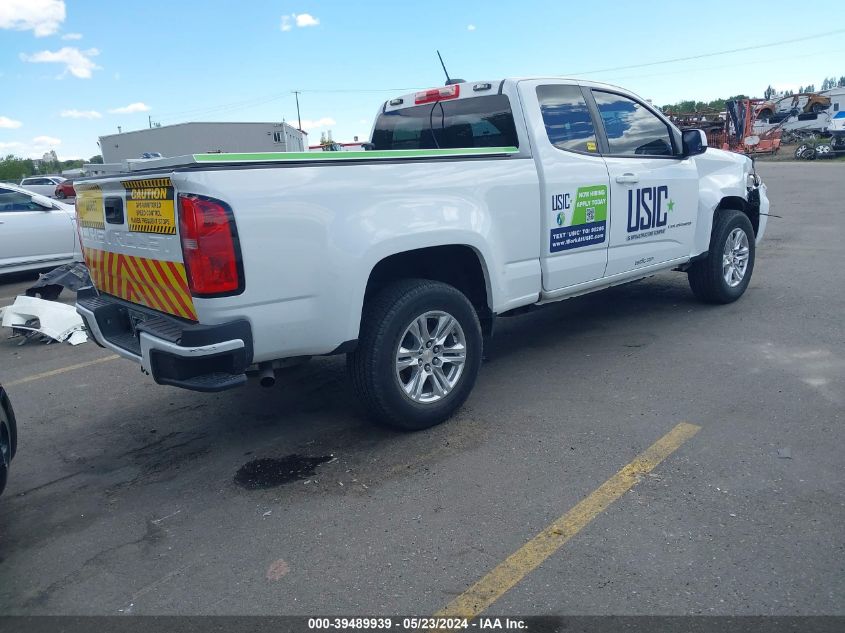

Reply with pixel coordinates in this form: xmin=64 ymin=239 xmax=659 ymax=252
xmin=348 ymin=279 xmax=483 ymax=430
xmin=56 ymin=190 xmax=66 ymax=199
xmin=688 ymin=209 xmax=755 ymax=304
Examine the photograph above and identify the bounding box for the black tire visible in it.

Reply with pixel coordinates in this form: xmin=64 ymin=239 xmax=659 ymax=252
xmin=348 ymin=279 xmax=483 ymax=431
xmin=56 ymin=191 xmax=66 ymax=199
xmin=0 ymin=387 xmax=17 ymax=496
xmin=688 ymin=209 xmax=755 ymax=304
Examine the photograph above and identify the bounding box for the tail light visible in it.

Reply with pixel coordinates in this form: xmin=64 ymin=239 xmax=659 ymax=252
xmin=415 ymin=84 xmax=460 ymax=105
xmin=178 ymin=194 xmax=243 ymax=297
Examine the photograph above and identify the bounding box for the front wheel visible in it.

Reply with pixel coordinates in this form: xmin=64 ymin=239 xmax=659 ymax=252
xmin=56 ymin=191 xmax=66 ymax=199
xmin=688 ymin=209 xmax=756 ymax=304
xmin=348 ymin=279 xmax=483 ymax=430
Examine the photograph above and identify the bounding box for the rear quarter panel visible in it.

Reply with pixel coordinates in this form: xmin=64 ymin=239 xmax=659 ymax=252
xmin=171 ymin=157 xmax=541 ymax=361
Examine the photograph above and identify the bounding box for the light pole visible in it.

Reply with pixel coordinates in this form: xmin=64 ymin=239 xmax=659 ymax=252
xmin=292 ymin=91 xmax=302 ymax=131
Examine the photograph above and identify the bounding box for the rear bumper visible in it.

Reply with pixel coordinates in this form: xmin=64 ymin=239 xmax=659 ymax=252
xmin=77 ymin=289 xmax=253 ymax=392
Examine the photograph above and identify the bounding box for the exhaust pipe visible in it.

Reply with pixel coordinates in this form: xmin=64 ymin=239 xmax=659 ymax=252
xmin=258 ymin=363 xmax=275 ymax=388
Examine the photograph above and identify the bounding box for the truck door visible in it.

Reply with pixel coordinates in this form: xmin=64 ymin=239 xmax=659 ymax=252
xmin=587 ymin=89 xmax=699 ymax=277
xmin=519 ymin=80 xmax=611 ymax=291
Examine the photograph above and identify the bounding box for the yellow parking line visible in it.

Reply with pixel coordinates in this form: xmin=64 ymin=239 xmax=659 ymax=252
xmin=436 ymin=422 xmax=701 ymax=619
xmin=5 ymin=355 xmax=120 ymax=387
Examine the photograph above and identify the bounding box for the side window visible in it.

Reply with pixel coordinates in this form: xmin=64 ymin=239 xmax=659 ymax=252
xmin=592 ymin=91 xmax=675 ymax=157
xmin=536 ymin=84 xmax=598 ymax=153
xmin=0 ymin=187 xmax=41 ymax=212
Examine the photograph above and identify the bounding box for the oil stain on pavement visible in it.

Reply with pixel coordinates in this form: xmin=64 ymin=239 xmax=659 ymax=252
xmin=234 ymin=454 xmax=333 ymax=489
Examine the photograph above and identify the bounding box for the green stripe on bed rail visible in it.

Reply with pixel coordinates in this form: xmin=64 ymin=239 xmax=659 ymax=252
xmin=192 ymin=147 xmax=520 ymax=162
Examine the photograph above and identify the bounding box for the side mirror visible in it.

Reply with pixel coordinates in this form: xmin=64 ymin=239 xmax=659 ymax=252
xmin=682 ymin=129 xmax=708 ymax=157
xmin=30 ymin=194 xmax=56 ymax=210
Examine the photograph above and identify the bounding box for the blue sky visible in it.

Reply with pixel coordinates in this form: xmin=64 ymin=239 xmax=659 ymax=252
xmin=1 ymin=0 xmax=843 ymax=160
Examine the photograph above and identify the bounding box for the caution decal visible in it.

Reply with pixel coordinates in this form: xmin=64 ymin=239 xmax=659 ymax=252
xmin=75 ymin=183 xmax=105 ymax=229
xmin=82 ymin=246 xmax=198 ymax=321
xmin=121 ymin=177 xmax=177 ymax=235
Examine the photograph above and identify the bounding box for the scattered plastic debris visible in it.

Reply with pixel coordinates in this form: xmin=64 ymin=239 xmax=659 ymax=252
xmin=25 ymin=262 xmax=92 ymax=301
xmin=1 ymin=295 xmax=88 ymax=345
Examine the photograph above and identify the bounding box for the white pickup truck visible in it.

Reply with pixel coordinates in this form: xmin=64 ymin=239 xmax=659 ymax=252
xmin=75 ymin=78 xmax=768 ymax=430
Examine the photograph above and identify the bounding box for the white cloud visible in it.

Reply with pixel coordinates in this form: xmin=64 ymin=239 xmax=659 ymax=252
xmin=0 ymin=137 xmax=68 ymax=159
xmin=109 ymin=102 xmax=151 ymax=114
xmin=61 ymin=32 xmax=82 ymax=40
xmin=467 ymin=24 xmax=476 ymax=31
xmin=20 ymin=47 xmax=101 ymax=79
xmin=33 ymin=135 xmax=61 ymax=146
xmin=281 ymin=13 xmax=319 ymax=31
xmin=60 ymin=109 xmax=101 ymax=119
xmin=295 ymin=13 xmax=319 ymax=27
xmin=0 ymin=0 xmax=65 ymax=37
xmin=299 ymin=117 xmax=336 ymax=130
xmin=0 ymin=116 xmax=23 ymax=129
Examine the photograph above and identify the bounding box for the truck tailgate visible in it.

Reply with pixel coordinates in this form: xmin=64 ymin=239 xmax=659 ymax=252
xmin=75 ymin=177 xmax=198 ymax=321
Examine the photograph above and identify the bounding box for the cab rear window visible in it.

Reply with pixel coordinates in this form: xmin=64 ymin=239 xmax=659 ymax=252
xmin=372 ymin=94 xmax=518 ymax=150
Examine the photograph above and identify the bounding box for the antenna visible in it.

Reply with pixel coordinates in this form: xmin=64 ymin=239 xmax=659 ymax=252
xmin=437 ymin=50 xmax=451 ymax=84
xmin=436 ymin=50 xmax=465 ymax=86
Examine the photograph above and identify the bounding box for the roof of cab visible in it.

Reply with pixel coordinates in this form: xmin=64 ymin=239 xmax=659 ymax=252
xmin=383 ymin=77 xmax=635 ymax=111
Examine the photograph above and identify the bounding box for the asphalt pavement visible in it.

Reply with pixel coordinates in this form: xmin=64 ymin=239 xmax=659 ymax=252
xmin=0 ymin=162 xmax=842 ymax=618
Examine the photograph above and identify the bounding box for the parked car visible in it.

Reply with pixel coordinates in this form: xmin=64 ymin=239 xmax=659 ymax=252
xmin=0 ymin=182 xmax=81 ymax=275
xmin=19 ymin=176 xmax=66 ymax=198
xmin=75 ymin=77 xmax=768 ymax=430
xmin=0 ymin=384 xmax=17 ymax=496
xmin=55 ymin=180 xmax=76 ymax=199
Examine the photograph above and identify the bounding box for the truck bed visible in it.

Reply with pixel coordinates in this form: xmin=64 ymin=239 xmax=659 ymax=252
xmin=90 ymin=147 xmax=520 ymax=175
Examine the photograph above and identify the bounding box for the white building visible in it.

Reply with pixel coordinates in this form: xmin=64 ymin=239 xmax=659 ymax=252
xmin=99 ymin=121 xmax=306 ymax=163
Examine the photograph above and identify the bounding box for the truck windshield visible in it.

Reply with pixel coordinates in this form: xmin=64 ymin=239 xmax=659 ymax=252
xmin=371 ymin=94 xmax=518 ymax=150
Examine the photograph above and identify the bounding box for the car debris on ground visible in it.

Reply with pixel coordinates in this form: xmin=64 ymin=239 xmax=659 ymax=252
xmin=1 ymin=295 xmax=88 ymax=345
xmin=25 ymin=262 xmax=93 ymax=302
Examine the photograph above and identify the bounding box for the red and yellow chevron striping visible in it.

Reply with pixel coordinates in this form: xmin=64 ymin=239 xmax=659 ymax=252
xmin=82 ymin=246 xmax=198 ymax=321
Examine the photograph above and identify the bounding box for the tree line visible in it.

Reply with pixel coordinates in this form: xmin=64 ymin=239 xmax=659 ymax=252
xmin=0 ymin=154 xmax=103 ymax=182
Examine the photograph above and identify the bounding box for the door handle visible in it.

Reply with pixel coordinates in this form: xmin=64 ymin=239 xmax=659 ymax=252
xmin=615 ymin=173 xmax=639 ymax=184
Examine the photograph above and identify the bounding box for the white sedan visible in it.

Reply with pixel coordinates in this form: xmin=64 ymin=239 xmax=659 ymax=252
xmin=19 ymin=176 xmax=66 ymax=198
xmin=0 ymin=182 xmax=81 ymax=275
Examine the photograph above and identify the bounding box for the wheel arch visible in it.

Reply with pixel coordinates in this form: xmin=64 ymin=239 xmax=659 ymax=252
xmin=717 ymin=194 xmax=759 ymax=237
xmin=363 ymin=244 xmax=494 ymax=336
